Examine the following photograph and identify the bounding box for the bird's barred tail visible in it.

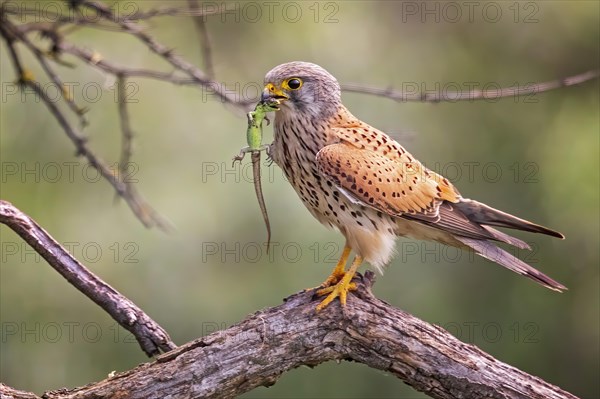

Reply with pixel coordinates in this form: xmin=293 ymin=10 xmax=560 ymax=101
xmin=456 ymin=237 xmax=567 ymax=292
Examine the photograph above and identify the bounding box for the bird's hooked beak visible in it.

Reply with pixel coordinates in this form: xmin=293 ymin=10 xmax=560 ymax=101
xmin=261 ymin=83 xmax=289 ymax=106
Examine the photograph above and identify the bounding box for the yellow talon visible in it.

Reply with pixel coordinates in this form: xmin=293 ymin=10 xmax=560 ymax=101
xmin=316 ymin=282 xmax=357 ymax=310
xmin=315 ymin=255 xmax=363 ymax=311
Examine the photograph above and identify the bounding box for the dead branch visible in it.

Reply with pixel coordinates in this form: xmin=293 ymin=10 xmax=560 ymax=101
xmin=341 ymin=69 xmax=600 ymax=103
xmin=0 ymin=200 xmax=578 ymax=398
xmin=188 ymin=0 xmax=215 ymax=80
xmin=0 ymin=200 xmax=176 ymax=356
xmin=116 ymin=74 xmax=134 ymax=179
xmin=0 ymin=383 xmax=40 ymax=399
xmin=0 ymin=14 xmax=171 ymax=230
xmin=0 ymin=1 xmax=250 ymax=229
xmin=0 ymin=271 xmax=578 ymax=399
xmin=2 ymin=3 xmax=225 ymax=25
xmin=81 ymin=0 xmax=244 ymax=107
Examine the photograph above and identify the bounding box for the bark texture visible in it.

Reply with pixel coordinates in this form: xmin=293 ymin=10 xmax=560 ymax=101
xmin=0 ymin=273 xmax=578 ymax=399
xmin=0 ymin=200 xmax=175 ymax=355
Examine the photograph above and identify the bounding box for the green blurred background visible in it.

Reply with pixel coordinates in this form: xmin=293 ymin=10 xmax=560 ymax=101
xmin=1 ymin=1 xmax=598 ymax=397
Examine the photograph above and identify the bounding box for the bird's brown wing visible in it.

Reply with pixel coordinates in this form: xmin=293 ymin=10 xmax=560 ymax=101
xmin=319 ymin=126 xmax=538 ymax=247
xmin=316 ymin=140 xmax=459 ymax=220
xmin=323 ymin=123 xmax=562 ymax=242
xmin=320 ymin=119 xmax=565 ymax=291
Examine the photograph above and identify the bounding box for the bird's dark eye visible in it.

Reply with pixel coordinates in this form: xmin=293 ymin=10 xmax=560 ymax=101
xmin=286 ymin=78 xmax=303 ymax=90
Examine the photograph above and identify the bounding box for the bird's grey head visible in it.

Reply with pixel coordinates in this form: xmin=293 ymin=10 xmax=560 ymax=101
xmin=262 ymin=61 xmax=341 ymax=118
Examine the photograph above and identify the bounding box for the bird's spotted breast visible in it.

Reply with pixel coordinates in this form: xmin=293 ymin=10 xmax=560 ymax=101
xmin=271 ymin=109 xmax=400 ymax=268
xmin=272 ymin=114 xmax=333 ymax=221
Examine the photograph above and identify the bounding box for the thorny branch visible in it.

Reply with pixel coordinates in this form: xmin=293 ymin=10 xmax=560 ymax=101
xmin=1 ymin=0 xmax=598 ymax=230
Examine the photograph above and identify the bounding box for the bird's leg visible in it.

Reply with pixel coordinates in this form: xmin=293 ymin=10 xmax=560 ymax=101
xmin=304 ymin=244 xmax=351 ymax=292
xmin=315 ymin=254 xmax=362 ymax=311
xmin=321 ymin=244 xmax=352 ymax=288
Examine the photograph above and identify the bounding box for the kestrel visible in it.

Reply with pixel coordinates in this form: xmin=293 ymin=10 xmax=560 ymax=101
xmin=261 ymin=61 xmax=565 ymax=311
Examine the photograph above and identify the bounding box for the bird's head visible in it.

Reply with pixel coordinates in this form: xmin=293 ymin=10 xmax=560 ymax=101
xmin=262 ymin=61 xmax=341 ymax=118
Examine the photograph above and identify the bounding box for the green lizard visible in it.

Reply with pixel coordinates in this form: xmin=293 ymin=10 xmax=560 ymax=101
xmin=233 ymin=98 xmax=281 ymax=253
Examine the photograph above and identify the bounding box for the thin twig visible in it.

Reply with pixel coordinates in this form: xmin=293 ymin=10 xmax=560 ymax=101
xmin=0 ymin=27 xmax=170 ymax=230
xmin=81 ymin=0 xmax=245 ymax=108
xmin=58 ymin=40 xmax=195 ymax=84
xmin=11 ymin=23 xmax=90 ymax=126
xmin=116 ymin=74 xmax=134 ymax=179
xmin=188 ymin=0 xmax=215 ymax=79
xmin=3 ymin=3 xmax=225 ymax=22
xmin=5 ymin=2 xmax=248 ymax=107
xmin=56 ymin=39 xmax=255 ymax=109
xmin=341 ymin=70 xmax=600 ymax=103
xmin=0 ymin=19 xmax=25 ymax=77
xmin=0 ymin=200 xmax=176 ymax=356
xmin=126 ymin=4 xmax=226 ymax=20
xmin=2 ymin=4 xmax=248 ymax=228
